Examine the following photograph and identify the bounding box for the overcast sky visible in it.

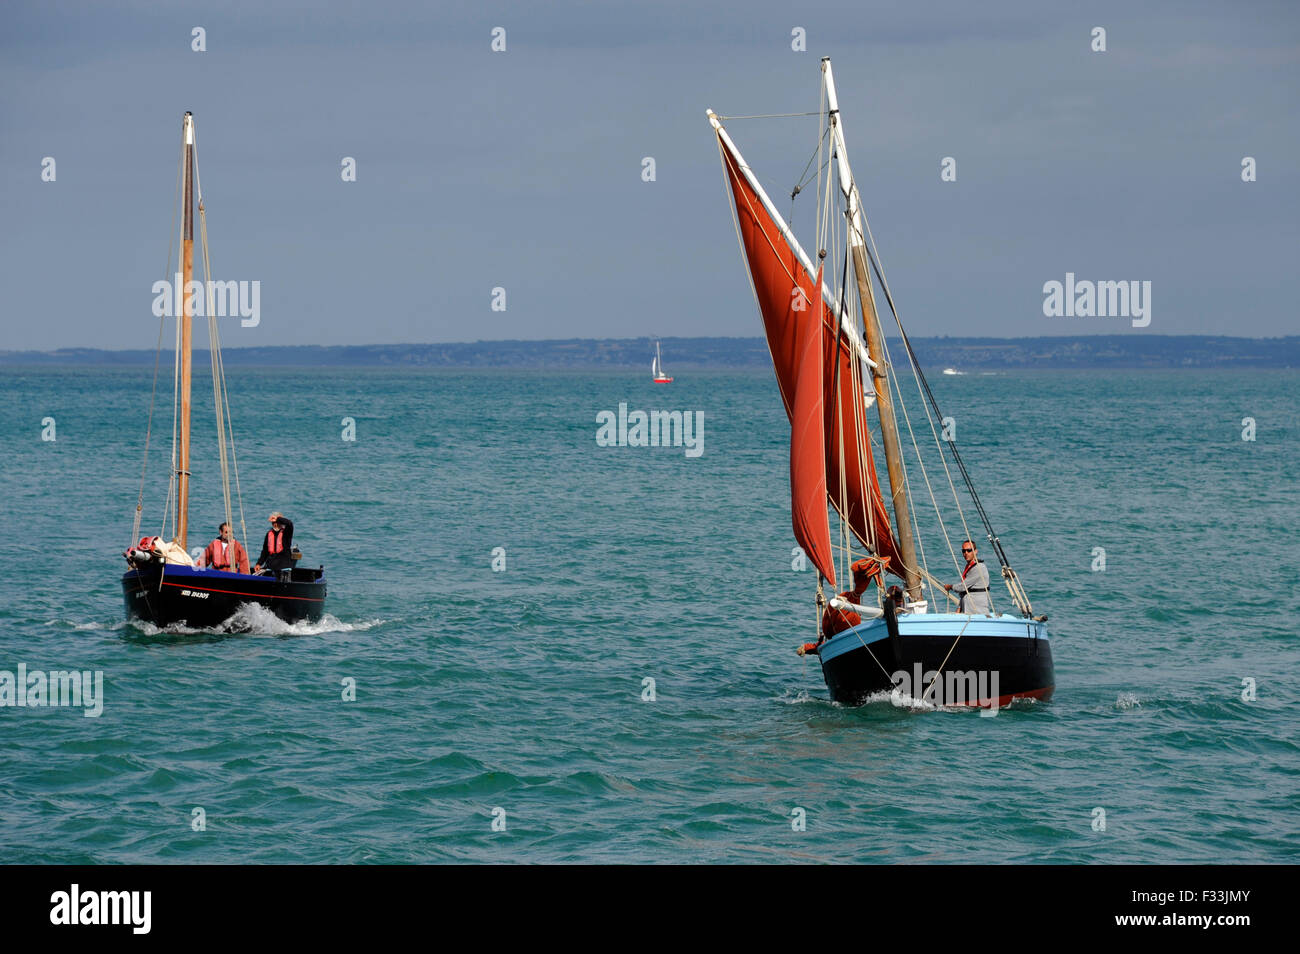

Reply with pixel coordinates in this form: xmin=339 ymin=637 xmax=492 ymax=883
xmin=1 ymin=0 xmax=1296 ymax=350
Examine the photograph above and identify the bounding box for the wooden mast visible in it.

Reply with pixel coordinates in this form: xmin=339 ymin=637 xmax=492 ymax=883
xmin=821 ymin=59 xmax=923 ymax=601
xmin=177 ymin=112 xmax=194 ymax=550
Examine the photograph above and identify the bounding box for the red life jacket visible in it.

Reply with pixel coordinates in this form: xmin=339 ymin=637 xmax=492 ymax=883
xmin=961 ymin=560 xmax=976 ymax=579
xmin=267 ymin=528 xmax=284 ymax=555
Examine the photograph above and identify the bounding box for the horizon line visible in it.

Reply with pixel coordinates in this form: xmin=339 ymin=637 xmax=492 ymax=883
xmin=6 ymin=332 xmax=1300 ymax=355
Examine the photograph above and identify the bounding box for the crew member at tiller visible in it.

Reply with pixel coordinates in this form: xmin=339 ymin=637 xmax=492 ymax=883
xmin=253 ymin=511 xmax=294 ymax=576
xmin=797 ymin=557 xmax=887 ymax=656
xmin=945 ymin=540 xmax=990 ymax=614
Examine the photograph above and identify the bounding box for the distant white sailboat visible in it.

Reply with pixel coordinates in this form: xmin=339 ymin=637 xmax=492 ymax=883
xmin=652 ymin=339 xmax=673 ymax=383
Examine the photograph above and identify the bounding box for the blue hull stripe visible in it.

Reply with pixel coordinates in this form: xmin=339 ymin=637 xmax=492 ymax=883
xmin=818 ymin=614 xmax=1050 ymax=665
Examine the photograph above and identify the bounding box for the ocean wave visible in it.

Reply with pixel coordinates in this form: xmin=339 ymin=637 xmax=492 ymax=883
xmin=777 ymin=688 xmax=821 ymax=705
xmin=45 ymin=619 xmax=128 ymax=631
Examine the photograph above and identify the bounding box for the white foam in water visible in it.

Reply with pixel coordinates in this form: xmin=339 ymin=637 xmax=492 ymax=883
xmin=879 ymin=688 xmax=1013 ymax=713
xmin=220 ymin=602 xmax=385 ymax=635
xmin=779 ymin=688 xmax=818 ymax=705
xmin=114 ymin=603 xmax=386 ymax=638
xmin=46 ymin=619 xmax=128 ymax=631
xmin=885 ymin=689 xmax=939 ymax=711
xmin=1116 ymin=692 xmax=1142 ymax=710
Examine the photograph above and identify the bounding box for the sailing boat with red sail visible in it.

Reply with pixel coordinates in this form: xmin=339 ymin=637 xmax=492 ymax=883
xmin=709 ymin=59 xmax=1053 ymax=707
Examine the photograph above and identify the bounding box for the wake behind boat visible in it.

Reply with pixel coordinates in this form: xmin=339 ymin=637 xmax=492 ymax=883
xmin=121 ymin=112 xmax=325 ymax=629
xmin=709 ymin=59 xmax=1053 ymax=708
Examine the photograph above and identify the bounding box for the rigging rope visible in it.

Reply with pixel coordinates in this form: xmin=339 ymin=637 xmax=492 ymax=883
xmin=193 ymin=132 xmax=250 ymax=554
xmin=131 ymin=136 xmax=184 ymax=547
xmin=164 ymin=269 xmax=180 ymax=542
xmin=859 ymin=223 xmax=1032 ymax=616
xmin=713 ymin=111 xmax=822 ymax=120
xmin=133 ymin=117 xmax=251 ymax=564
xmin=193 ymin=133 xmax=235 ymax=543
xmin=920 ymin=616 xmax=971 ymax=705
xmin=817 ymin=98 xmax=1027 ymax=616
xmin=878 ymin=324 xmax=964 ymax=607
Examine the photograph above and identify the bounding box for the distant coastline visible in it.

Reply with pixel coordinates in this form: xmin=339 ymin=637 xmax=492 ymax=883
xmin=2 ymin=336 xmax=1297 ymax=369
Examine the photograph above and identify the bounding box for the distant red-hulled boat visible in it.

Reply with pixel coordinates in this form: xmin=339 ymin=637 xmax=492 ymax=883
xmin=652 ymin=339 xmax=673 ymax=383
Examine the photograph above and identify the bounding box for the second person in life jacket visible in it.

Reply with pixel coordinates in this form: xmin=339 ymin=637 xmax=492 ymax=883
xmin=945 ymin=540 xmax=991 ymax=614
xmin=253 ymin=511 xmax=295 ymax=576
xmin=199 ymin=522 xmax=250 ymax=574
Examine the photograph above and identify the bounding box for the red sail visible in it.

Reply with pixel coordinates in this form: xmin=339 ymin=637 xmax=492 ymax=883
xmin=719 ymin=132 xmax=901 ymax=571
xmin=790 ymin=265 xmax=836 ymax=585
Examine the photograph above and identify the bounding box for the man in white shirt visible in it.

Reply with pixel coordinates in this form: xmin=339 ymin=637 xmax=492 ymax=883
xmin=945 ymin=540 xmax=991 ymax=614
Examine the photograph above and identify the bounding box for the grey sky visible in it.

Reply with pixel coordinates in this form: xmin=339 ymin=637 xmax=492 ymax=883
xmin=1 ymin=0 xmax=1296 ymax=349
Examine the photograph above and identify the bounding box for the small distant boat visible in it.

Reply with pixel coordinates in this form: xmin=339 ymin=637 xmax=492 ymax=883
xmin=942 ymin=368 xmax=965 ymax=376
xmin=709 ymin=59 xmax=1053 ymax=708
xmin=652 ymin=339 xmax=674 ymax=383
xmin=121 ymin=112 xmax=326 ymax=628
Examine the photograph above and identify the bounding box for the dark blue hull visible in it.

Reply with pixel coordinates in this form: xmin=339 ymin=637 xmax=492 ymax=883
xmin=122 ymin=563 xmax=326 ymax=628
xmin=817 ymin=613 xmax=1054 ymax=707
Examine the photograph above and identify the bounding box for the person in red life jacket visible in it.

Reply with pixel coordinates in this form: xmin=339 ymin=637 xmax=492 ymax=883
xmin=253 ymin=511 xmax=295 ymax=575
xmin=797 ymin=557 xmax=889 ymax=655
xmin=199 ymin=522 xmax=250 ymax=574
xmin=945 ymin=539 xmax=991 ymax=614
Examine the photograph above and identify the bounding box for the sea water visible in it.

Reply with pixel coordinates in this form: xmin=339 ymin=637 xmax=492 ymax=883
xmin=0 ymin=366 xmax=1296 ymax=863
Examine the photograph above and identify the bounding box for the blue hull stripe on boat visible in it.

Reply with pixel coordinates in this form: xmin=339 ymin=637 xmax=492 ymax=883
xmin=818 ymin=613 xmax=1050 ymax=665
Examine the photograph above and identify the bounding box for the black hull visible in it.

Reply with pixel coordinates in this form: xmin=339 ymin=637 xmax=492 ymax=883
xmin=122 ymin=564 xmax=326 ymax=628
xmin=820 ymin=620 xmax=1054 ymax=708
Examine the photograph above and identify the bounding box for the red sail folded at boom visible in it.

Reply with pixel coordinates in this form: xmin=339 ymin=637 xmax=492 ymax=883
xmin=790 ymin=265 xmax=836 ymax=585
xmin=719 ymin=134 xmax=901 ymax=572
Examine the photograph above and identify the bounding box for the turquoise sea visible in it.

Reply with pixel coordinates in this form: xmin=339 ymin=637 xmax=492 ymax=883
xmin=0 ymin=365 xmax=1296 ymax=863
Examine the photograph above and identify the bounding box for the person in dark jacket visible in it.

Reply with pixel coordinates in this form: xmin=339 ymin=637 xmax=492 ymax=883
xmin=253 ymin=512 xmax=295 ymax=575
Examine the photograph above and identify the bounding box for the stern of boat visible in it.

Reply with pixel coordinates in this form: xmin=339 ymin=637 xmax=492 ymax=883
xmin=816 ymin=613 xmax=1054 ymax=708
